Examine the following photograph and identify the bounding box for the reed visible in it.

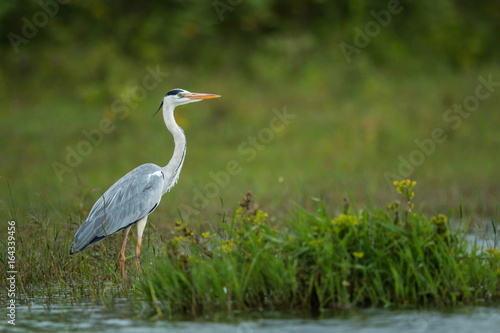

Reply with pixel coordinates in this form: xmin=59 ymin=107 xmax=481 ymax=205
xmin=134 ymin=182 xmax=500 ymax=318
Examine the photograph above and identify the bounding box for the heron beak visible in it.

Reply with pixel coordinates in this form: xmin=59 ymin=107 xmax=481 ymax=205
xmin=186 ymin=93 xmax=221 ymax=100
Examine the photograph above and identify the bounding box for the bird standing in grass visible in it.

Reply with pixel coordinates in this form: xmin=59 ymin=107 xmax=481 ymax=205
xmin=69 ymin=89 xmax=220 ymax=276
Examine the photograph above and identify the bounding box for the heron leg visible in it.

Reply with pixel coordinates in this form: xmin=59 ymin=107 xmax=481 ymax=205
xmin=119 ymin=226 xmax=132 ymax=277
xmin=135 ymin=216 xmax=148 ymax=271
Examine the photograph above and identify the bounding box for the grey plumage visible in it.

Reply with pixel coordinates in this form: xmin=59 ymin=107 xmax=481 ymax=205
xmin=68 ymin=88 xmax=220 ymax=271
xmin=70 ymin=164 xmax=164 ymax=254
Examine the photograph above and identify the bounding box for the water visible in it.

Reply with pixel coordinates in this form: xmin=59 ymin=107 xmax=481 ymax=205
xmin=3 ymin=301 xmax=500 ymax=332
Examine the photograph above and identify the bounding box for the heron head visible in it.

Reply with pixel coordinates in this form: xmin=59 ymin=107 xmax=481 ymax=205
xmin=155 ymin=88 xmax=220 ymax=115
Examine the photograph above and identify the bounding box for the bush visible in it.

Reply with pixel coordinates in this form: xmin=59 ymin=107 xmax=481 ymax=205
xmin=135 ymin=183 xmax=500 ymax=318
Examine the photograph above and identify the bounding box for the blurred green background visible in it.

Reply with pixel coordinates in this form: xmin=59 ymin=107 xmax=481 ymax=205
xmin=1 ymin=0 xmax=500 ymax=228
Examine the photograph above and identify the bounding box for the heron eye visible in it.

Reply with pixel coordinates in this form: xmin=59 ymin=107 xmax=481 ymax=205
xmin=177 ymin=92 xmax=184 ymax=98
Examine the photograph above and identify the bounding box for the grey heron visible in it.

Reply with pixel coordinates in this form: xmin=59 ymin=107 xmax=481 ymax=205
xmin=69 ymin=88 xmax=220 ymax=276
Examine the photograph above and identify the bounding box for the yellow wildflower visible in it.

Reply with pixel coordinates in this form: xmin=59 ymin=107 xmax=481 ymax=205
xmin=202 ymin=232 xmax=216 ymax=239
xmin=221 ymin=240 xmax=235 ymax=253
xmin=352 ymin=251 xmax=364 ymax=258
xmin=485 ymin=247 xmax=499 ymax=256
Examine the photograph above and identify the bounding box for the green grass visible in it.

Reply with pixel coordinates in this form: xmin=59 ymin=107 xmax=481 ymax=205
xmin=2 ymin=2 xmax=499 ymax=322
xmin=2 ymin=41 xmax=500 ymax=320
xmin=2 ymin=57 xmax=500 ymax=226
xmin=134 ymin=187 xmax=500 ymax=318
xmin=2 ymin=181 xmax=497 ymax=320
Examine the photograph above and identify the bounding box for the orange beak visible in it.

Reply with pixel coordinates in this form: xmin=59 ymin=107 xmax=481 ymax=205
xmin=186 ymin=93 xmax=221 ymax=100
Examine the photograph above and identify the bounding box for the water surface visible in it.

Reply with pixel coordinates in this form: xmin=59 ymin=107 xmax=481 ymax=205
xmin=4 ymin=301 xmax=500 ymax=333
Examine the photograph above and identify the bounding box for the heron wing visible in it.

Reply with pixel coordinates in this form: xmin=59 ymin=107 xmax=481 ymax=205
xmin=70 ymin=163 xmax=164 ymax=254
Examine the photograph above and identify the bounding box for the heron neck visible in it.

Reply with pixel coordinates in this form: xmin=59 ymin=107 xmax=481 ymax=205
xmin=161 ymin=103 xmax=186 ymax=194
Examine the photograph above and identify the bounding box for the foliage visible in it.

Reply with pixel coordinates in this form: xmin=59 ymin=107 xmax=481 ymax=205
xmin=0 ymin=206 xmax=131 ymax=304
xmin=2 ymin=1 xmax=500 ymax=221
xmin=0 ymin=185 xmax=498 ymax=319
xmin=1 ymin=1 xmax=500 ymax=69
xmin=135 ymin=189 xmax=500 ymax=318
